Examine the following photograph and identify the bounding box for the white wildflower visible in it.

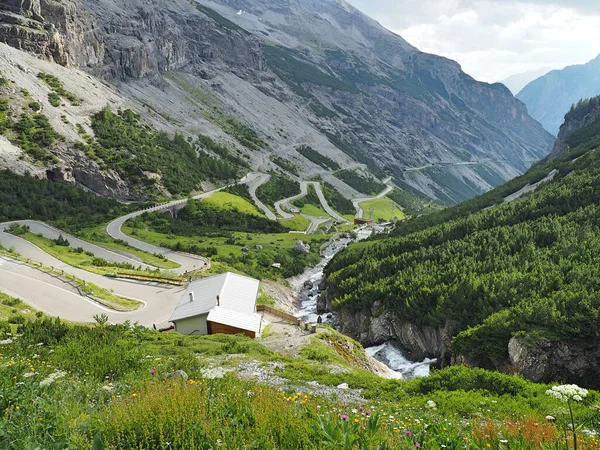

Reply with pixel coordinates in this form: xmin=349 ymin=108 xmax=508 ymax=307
xmin=39 ymin=370 xmax=67 ymax=388
xmin=545 ymin=384 xmax=588 ymax=403
xmin=426 ymin=400 xmax=437 ymax=409
xmin=23 ymin=372 xmax=36 ymax=378
xmin=0 ymin=338 xmax=13 ymax=345
xmin=546 ymin=415 xmax=556 ymax=421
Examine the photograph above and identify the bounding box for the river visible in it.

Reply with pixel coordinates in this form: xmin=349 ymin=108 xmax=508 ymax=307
xmin=289 ymin=229 xmax=432 ymax=380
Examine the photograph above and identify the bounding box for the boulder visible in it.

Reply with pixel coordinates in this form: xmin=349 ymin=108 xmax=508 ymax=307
xmin=293 ymin=240 xmax=310 ymax=255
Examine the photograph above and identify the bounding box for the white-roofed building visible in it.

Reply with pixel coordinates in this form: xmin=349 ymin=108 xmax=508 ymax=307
xmin=169 ymin=272 xmax=263 ymax=338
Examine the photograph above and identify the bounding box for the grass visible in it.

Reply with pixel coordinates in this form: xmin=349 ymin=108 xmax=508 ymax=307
xmin=123 ymin=226 xmax=327 ymax=260
xmin=1 ymin=318 xmax=599 ymax=449
xmin=79 ymin=225 xmax=181 ymax=270
xmin=299 ymin=203 xmax=330 ymax=218
xmin=202 ymin=191 xmax=264 ymax=216
xmin=280 ymin=216 xmax=311 ymax=231
xmin=17 ymin=231 xmax=181 ymax=282
xmin=358 ymin=197 xmax=406 ymax=222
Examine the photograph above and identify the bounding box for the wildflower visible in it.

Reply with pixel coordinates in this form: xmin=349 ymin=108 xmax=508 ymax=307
xmin=365 ymin=409 xmax=371 ymax=416
xmin=415 ymin=445 xmax=421 ymax=448
xmin=39 ymin=371 xmax=66 ymax=388
xmin=426 ymin=400 xmax=437 ymax=409
xmin=352 ymin=408 xmax=358 ymax=414
xmin=150 ymin=369 xmax=156 ymax=376
xmin=406 ymin=431 xmax=412 ymax=436
xmin=545 ymin=384 xmax=588 ymax=403
xmin=341 ymin=414 xmax=348 ymax=421
xmin=0 ymin=339 xmax=13 ymax=345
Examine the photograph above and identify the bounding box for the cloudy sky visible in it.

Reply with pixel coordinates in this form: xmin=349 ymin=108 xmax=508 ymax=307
xmin=345 ymin=0 xmax=600 ymax=83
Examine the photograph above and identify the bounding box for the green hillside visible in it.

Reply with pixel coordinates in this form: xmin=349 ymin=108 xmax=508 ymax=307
xmin=325 ymin=100 xmax=600 ymax=386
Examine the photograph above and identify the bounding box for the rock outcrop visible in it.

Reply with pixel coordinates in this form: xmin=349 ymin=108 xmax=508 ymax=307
xmin=508 ymin=336 xmax=600 ymax=388
xmin=549 ymin=98 xmax=600 ymax=160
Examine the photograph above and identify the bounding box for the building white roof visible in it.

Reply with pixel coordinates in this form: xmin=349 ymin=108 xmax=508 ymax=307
xmin=207 ymin=306 xmax=262 ymax=334
xmin=169 ymin=272 xmax=260 ymax=323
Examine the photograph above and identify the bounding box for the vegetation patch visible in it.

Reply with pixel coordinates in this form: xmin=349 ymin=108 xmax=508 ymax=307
xmin=0 ymin=318 xmax=599 ymax=448
xmin=37 ymin=72 xmax=81 ymax=106
xmin=0 ymin=170 xmax=129 ymax=233
xmin=125 ymin=200 xmax=328 ymax=280
xmin=255 ymin=175 xmax=300 ymax=209
xmin=81 ymin=107 xmax=241 ymax=196
xmin=321 ymin=182 xmax=355 ymax=215
xmin=386 ymin=185 xmax=443 ymax=217
xmin=334 ymin=169 xmax=385 ymax=195
xmin=358 ymin=196 xmax=405 ymax=222
xmin=270 ymin=155 xmax=299 ymax=176
xmin=296 ymin=145 xmax=340 ymax=170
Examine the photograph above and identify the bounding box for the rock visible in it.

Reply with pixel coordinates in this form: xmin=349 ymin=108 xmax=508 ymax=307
xmin=337 ymin=382 xmax=349 ymax=389
xmin=507 ymin=336 xmax=600 ymax=387
xmin=293 ymin=240 xmax=310 ymax=255
xmin=164 ymin=369 xmax=188 ymax=380
xmin=255 ymin=244 xmax=263 ymax=250
xmin=303 ymin=280 xmax=313 ymax=289
xmin=241 ymin=247 xmax=249 ymax=253
xmin=316 ymin=294 xmax=327 ymax=314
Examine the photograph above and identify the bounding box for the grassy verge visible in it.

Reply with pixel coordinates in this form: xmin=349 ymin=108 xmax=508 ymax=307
xmin=17 ymin=231 xmax=181 ymax=283
xmin=358 ymin=196 xmax=406 ymax=222
xmin=298 ymin=203 xmax=329 ymax=217
xmin=202 ymin=191 xmax=264 ymax=216
xmin=80 ymin=225 xmax=180 ymax=270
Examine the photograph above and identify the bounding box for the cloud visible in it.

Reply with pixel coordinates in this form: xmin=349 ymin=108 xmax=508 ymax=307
xmin=346 ymin=0 xmax=600 ymax=82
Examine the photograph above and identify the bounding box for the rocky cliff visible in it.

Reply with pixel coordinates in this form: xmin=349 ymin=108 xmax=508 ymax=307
xmin=0 ymin=0 xmax=555 ymax=204
xmin=548 ymin=95 xmax=600 ymax=160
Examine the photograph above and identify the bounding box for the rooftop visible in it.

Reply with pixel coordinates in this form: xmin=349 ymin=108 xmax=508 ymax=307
xmin=169 ymin=272 xmax=260 ymax=322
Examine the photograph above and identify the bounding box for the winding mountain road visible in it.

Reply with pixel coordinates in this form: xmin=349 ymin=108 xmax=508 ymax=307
xmin=247 ymin=173 xmax=277 ymax=220
xmin=0 ymin=173 xmax=269 ymax=325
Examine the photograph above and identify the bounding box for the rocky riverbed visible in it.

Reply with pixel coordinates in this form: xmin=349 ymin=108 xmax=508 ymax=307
xmin=289 ymin=230 xmax=433 ymax=380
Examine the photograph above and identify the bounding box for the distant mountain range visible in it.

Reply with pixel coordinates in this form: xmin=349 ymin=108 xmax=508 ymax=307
xmin=501 ymin=67 xmax=552 ymax=95
xmin=517 ymin=54 xmax=600 ymax=136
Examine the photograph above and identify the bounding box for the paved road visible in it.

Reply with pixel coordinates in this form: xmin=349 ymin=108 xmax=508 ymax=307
xmin=247 ymin=173 xmax=277 ymax=220
xmin=0 ymin=249 xmax=184 ymax=325
xmin=311 ymin=182 xmax=349 ymax=224
xmin=352 ymin=184 xmax=394 ymax=219
xmin=0 ymin=220 xmax=155 ymax=270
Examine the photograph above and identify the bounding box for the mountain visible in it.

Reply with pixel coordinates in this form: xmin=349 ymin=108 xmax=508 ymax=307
xmin=0 ymin=0 xmax=553 ymax=205
xmin=324 ymin=97 xmax=600 ymax=387
xmin=517 ymin=54 xmax=600 ymax=136
xmin=501 ymin=67 xmax=552 ymax=95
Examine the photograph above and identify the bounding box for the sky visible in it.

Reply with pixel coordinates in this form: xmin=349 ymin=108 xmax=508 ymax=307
xmin=345 ymin=0 xmax=600 ymax=83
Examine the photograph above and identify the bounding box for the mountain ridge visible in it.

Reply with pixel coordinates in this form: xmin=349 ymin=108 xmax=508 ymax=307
xmin=0 ymin=0 xmax=554 ymax=205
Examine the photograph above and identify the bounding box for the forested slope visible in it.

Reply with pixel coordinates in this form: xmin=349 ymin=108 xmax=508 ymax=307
xmin=324 ymin=100 xmax=600 ymax=387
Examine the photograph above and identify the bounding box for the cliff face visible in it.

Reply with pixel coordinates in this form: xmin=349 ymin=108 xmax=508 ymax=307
xmin=0 ymin=0 xmax=263 ymax=80
xmin=549 ymin=98 xmax=600 ymax=160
